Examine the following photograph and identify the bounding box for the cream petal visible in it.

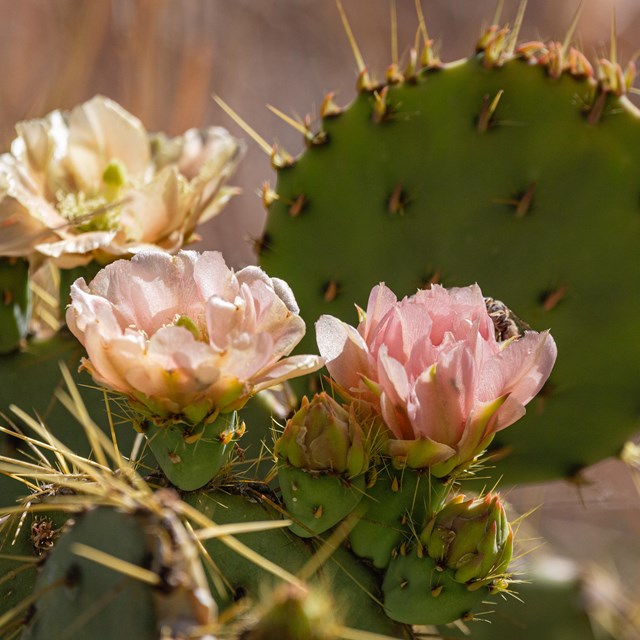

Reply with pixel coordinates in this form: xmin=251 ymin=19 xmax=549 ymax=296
xmin=0 ymin=193 xmax=56 ymax=257
xmin=118 ymin=166 xmax=182 ymax=243
xmin=35 ymin=231 xmax=118 ymax=259
xmin=1 ymin=154 xmax=65 ymax=228
xmin=14 ymin=118 xmax=56 ymax=177
xmin=66 ymin=278 xmax=123 ymax=338
xmin=66 ymin=96 xmax=151 ymax=193
xmin=81 ymin=323 xmax=146 ymax=394
xmin=194 ymin=250 xmax=238 ymax=302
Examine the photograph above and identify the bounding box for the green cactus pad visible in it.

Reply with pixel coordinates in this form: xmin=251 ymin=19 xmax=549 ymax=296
xmin=261 ymin=53 xmax=640 ymax=483
xmin=0 ymin=512 xmax=57 ymax=631
xmin=185 ymin=486 xmax=404 ymax=636
xmin=348 ymin=467 xmax=447 ymax=569
xmin=277 ymin=463 xmax=366 ymax=537
xmin=439 ymin=557 xmax=613 ymax=639
xmin=21 ymin=508 xmax=157 ymax=640
xmin=144 ymin=413 xmax=238 ymax=491
xmin=0 ymin=333 xmax=141 ymax=506
xmin=382 ymin=551 xmax=485 ymax=626
xmin=0 ymin=257 xmax=30 ymax=354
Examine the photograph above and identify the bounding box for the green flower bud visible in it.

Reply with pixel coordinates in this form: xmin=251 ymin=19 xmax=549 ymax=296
xmin=275 ymin=393 xmax=368 ymax=478
xmin=421 ymin=492 xmax=513 ymax=586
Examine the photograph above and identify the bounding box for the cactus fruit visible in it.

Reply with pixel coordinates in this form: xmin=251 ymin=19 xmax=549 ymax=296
xmin=275 ymin=393 xmax=369 ymax=537
xmin=259 ymin=10 xmax=640 ymax=483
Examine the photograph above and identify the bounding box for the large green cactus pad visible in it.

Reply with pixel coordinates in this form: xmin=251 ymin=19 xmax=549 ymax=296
xmin=21 ymin=508 xmax=157 ymax=640
xmin=186 ymin=487 xmax=405 ymax=636
xmin=261 ymin=54 xmax=640 ymax=483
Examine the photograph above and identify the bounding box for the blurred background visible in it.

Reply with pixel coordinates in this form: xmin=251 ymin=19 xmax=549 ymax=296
xmin=1 ymin=0 xmax=639 ymax=636
xmin=3 ymin=0 xmax=640 ymax=267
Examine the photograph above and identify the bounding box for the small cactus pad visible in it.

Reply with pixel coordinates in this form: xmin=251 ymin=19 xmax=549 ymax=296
xmin=382 ymin=551 xmax=486 ymax=626
xmin=348 ymin=467 xmax=447 ymax=568
xmin=277 ymin=463 xmax=366 ymax=537
xmin=143 ymin=413 xmax=239 ymax=491
xmin=261 ymin=50 xmax=640 ymax=483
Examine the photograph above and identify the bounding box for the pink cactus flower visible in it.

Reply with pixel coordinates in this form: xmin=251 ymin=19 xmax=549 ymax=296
xmin=66 ymin=250 xmax=323 ymax=424
xmin=316 ymin=283 xmax=557 ymax=474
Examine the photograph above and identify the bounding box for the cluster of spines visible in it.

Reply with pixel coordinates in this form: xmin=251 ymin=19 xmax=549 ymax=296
xmin=250 ymin=1 xmax=638 ymax=203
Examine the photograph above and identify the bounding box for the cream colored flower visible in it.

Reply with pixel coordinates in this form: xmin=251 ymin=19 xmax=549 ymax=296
xmin=0 ymin=96 xmax=243 ymax=267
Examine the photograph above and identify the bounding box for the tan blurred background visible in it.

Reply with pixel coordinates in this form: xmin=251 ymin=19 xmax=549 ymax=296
xmin=2 ymin=0 xmax=640 ymax=632
xmin=3 ymin=0 xmax=640 ymax=268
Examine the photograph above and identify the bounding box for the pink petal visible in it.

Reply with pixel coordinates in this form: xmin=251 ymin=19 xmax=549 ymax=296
xmin=316 ymin=315 xmax=375 ymax=391
xmin=252 ymin=354 xmax=325 ymax=392
xmin=361 ymin=283 xmax=397 ymax=342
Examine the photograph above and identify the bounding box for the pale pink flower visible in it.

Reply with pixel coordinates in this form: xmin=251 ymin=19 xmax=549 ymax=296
xmin=0 ymin=96 xmax=242 ymax=267
xmin=316 ymin=283 xmax=557 ymax=474
xmin=66 ymin=250 xmax=323 ymax=424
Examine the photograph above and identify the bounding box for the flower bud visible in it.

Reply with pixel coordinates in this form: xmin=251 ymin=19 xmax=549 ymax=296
xmin=275 ymin=394 xmax=370 ymax=538
xmin=275 ymin=393 xmax=368 ymax=478
xmin=421 ymin=492 xmax=513 ymax=586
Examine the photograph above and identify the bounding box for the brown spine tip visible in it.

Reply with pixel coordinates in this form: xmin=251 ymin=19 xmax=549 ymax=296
xmin=320 ymin=92 xmax=343 ymax=118
xmin=270 ymin=144 xmax=295 ymax=169
xmin=386 ymin=62 xmax=404 ymax=85
xmin=372 ymin=86 xmax=390 ymax=124
xmin=303 ymin=114 xmax=328 ymax=147
xmin=419 ymin=270 xmax=442 ymax=288
xmin=261 ymin=182 xmax=279 ymax=209
xmin=539 ymin=284 xmax=568 ymax=311
xmin=476 ymin=90 xmax=504 ymax=133
xmin=253 ymin=233 xmax=272 ymax=257
xmin=480 ymin=25 xmax=510 ymax=67
xmin=403 ymin=47 xmax=419 ymax=82
xmin=421 ymin=39 xmax=442 ymax=69
xmin=356 ymin=66 xmax=375 ymax=92
xmin=515 ymin=182 xmax=536 ymax=217
xmin=388 ymin=182 xmax=408 ymax=214
xmin=322 ymin=280 xmax=341 ymax=302
xmin=288 ymin=194 xmax=307 ymax=218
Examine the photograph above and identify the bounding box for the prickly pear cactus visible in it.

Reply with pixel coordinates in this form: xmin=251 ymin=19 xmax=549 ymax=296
xmin=260 ymin=14 xmax=640 ymax=483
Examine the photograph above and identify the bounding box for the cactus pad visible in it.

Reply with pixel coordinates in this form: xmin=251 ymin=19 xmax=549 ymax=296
xmin=261 ymin=45 xmax=640 ymax=483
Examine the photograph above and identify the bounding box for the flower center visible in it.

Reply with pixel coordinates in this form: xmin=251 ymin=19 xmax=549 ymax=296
xmin=55 ymin=159 xmax=128 ymax=232
xmin=173 ymin=314 xmax=209 ymax=343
